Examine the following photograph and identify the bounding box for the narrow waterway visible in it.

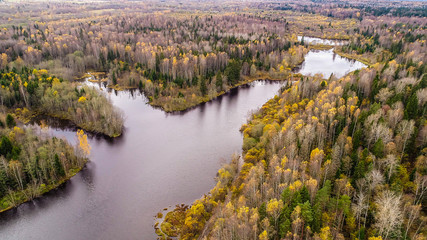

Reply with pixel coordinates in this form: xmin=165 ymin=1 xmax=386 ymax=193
xmin=297 ymin=49 xmax=367 ymax=78
xmin=0 ymin=38 xmax=367 ymax=240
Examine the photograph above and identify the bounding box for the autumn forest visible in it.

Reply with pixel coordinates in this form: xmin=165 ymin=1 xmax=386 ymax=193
xmin=0 ymin=0 xmax=425 ymax=240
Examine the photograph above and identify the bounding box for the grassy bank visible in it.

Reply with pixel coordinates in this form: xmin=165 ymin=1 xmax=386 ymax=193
xmin=333 ymin=48 xmax=373 ymax=66
xmin=309 ymin=44 xmax=334 ymax=50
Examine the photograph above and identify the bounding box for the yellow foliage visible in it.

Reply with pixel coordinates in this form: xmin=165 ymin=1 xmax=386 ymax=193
xmin=1 ymin=53 xmax=7 ymax=67
xmin=310 ymin=148 xmax=325 ymax=161
xmin=320 ymin=226 xmax=333 ymax=240
xmin=78 ymin=96 xmax=87 ymax=103
xmin=52 ymin=78 xmax=60 ymax=86
xmin=38 ymin=69 xmax=48 ymax=76
xmin=289 ymin=180 xmax=302 ymax=192
xmin=77 ymin=129 xmax=91 ymax=156
xmin=259 ymin=230 xmax=268 ymax=240
xmin=218 ymin=168 xmax=232 ymax=181
xmin=13 ymin=126 xmax=24 ymax=134
xmin=266 ymin=198 xmax=284 ymax=217
xmin=368 ymin=237 xmax=383 ymax=240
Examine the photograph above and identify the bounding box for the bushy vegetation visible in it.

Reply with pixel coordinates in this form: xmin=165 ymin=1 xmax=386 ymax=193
xmin=0 ymin=67 xmax=124 ymax=137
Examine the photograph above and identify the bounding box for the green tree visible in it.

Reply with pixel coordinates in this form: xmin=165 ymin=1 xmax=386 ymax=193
xmin=300 ymin=201 xmax=313 ymax=227
xmin=0 ymin=136 xmax=13 ymax=157
xmin=215 ymin=71 xmax=223 ymax=91
xmin=404 ymin=94 xmax=418 ymax=119
xmin=54 ymin=154 xmax=65 ymax=177
xmin=200 ymin=76 xmax=207 ymax=96
xmin=225 ymin=59 xmax=241 ymax=85
xmin=112 ymin=71 xmax=117 ymax=85
xmin=6 ymin=114 xmax=16 ymax=128
xmin=259 ymin=202 xmax=267 ymax=221
xmin=372 ymin=138 xmax=384 ymax=158
xmin=312 ymin=181 xmax=332 ymax=232
xmin=300 ymin=186 xmax=310 ymax=204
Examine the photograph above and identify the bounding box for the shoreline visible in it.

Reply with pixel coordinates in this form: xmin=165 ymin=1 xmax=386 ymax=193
xmin=333 ymin=48 xmax=372 ymax=66
xmin=14 ymin=110 xmax=122 ymax=138
xmin=0 ymin=163 xmax=87 ymax=214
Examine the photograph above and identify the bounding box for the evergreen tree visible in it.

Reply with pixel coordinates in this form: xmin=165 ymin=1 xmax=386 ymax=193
xmin=372 ymin=138 xmax=384 ymax=158
xmin=54 ymin=154 xmax=65 ymax=177
xmin=225 ymin=60 xmax=241 ymax=85
xmin=112 ymin=71 xmax=117 ymax=85
xmin=404 ymin=94 xmax=418 ymax=119
xmin=6 ymin=114 xmax=16 ymax=128
xmin=200 ymin=76 xmax=207 ymax=96
xmin=0 ymin=136 xmax=13 ymax=157
xmin=215 ymin=71 xmax=223 ymax=91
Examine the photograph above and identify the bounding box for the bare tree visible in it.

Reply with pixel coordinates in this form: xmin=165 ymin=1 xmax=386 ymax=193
xmin=398 ymin=119 xmax=415 ymax=159
xmin=374 ymin=190 xmax=403 ymax=239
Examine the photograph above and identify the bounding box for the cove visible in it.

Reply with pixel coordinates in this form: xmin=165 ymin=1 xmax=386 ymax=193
xmin=0 ymin=46 xmax=367 ymax=240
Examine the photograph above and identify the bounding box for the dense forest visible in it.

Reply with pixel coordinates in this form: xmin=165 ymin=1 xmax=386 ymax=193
xmin=0 ymin=3 xmax=312 ymax=111
xmin=0 ymin=0 xmax=425 ymax=239
xmin=0 ymin=113 xmax=89 ymax=212
xmin=0 ymin=67 xmax=124 ymax=137
xmin=153 ymin=2 xmax=427 ymax=240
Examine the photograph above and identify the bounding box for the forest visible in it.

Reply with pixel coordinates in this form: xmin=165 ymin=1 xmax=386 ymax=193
xmin=0 ymin=112 xmax=89 ymax=212
xmin=0 ymin=67 xmax=124 ymax=137
xmin=151 ymin=1 xmax=427 ymax=240
xmin=1 ymin=2 xmax=312 ymax=111
xmin=0 ymin=0 xmax=425 ymax=239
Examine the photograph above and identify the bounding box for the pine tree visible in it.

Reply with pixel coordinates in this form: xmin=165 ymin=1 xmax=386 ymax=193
xmin=6 ymin=114 xmax=16 ymax=128
xmin=112 ymin=71 xmax=117 ymax=85
xmin=404 ymin=94 xmax=418 ymax=119
xmin=54 ymin=154 xmax=65 ymax=177
xmin=200 ymin=76 xmax=207 ymax=96
xmin=215 ymin=71 xmax=223 ymax=91
xmin=0 ymin=136 xmax=13 ymax=157
xmin=372 ymin=138 xmax=384 ymax=158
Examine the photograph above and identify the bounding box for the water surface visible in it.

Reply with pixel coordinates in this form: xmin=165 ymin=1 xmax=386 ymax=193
xmin=296 ymin=49 xmax=367 ymax=78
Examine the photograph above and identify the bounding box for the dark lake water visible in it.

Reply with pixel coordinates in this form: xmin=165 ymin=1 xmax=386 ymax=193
xmin=0 ymin=44 xmax=366 ymax=240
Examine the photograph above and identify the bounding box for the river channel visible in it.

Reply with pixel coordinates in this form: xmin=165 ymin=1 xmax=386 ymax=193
xmin=0 ymin=38 xmax=366 ymax=240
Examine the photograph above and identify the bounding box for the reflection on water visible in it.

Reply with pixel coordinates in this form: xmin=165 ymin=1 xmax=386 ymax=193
xmin=298 ymin=36 xmax=349 ymax=45
xmin=296 ymin=49 xmax=367 ymax=78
